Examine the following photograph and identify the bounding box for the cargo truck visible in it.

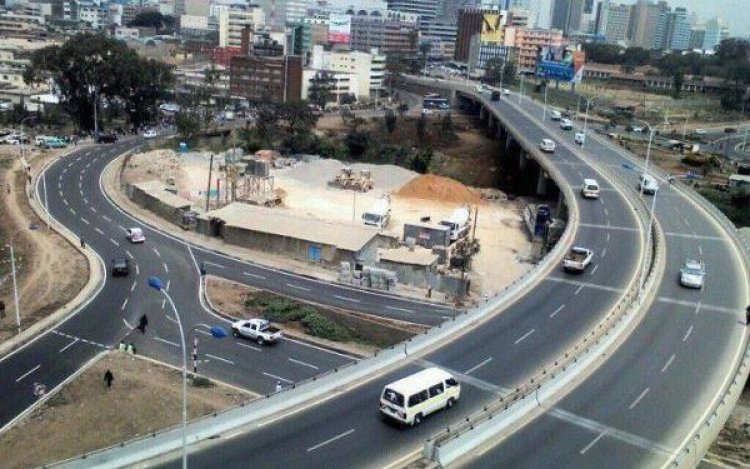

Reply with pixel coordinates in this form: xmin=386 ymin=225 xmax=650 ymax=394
xmin=439 ymin=205 xmax=471 ymax=241
xmin=362 ymin=196 xmax=391 ymax=229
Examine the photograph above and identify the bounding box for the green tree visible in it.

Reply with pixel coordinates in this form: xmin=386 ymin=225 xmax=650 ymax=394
xmin=175 ymin=111 xmax=200 ymax=140
xmin=416 ymin=114 xmax=427 ymax=141
xmin=484 ymin=58 xmax=516 ymax=86
xmin=384 ymin=109 xmax=397 ymax=134
xmin=308 ymin=71 xmax=336 ymax=110
xmin=397 ymin=102 xmax=408 ymax=117
xmin=384 ymin=53 xmax=406 ymax=93
xmin=128 ymin=10 xmax=168 ymax=31
xmin=672 ymin=72 xmax=684 ymax=99
xmin=410 ymin=148 xmax=433 ymax=173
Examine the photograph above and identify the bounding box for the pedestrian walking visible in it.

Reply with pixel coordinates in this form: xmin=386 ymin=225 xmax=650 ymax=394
xmin=80 ymin=235 xmax=85 ymax=249
xmin=137 ymin=314 xmax=148 ymax=334
xmin=427 ymin=287 xmax=432 ymax=299
xmin=104 ymin=369 xmax=114 ymax=388
xmin=275 ymin=381 xmax=283 ymax=392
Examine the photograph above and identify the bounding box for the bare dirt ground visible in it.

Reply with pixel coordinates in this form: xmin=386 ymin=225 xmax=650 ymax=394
xmin=707 ymin=387 xmax=750 ymax=466
xmin=205 ymin=276 xmax=422 ymax=357
xmin=0 ymin=146 xmax=88 ymax=344
xmin=0 ymin=352 xmax=253 ymax=469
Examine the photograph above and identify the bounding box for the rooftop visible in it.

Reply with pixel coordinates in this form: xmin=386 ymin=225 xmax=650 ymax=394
xmin=132 ymin=180 xmax=192 ymax=210
xmin=199 ymin=202 xmax=379 ymax=252
xmin=379 ymin=246 xmax=439 ymax=266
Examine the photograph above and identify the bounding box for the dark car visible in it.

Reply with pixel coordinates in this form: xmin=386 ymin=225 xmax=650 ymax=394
xmin=96 ymin=133 xmax=118 ymax=144
xmin=111 ymin=258 xmax=130 ymax=277
xmin=491 ymin=91 xmax=501 ymax=101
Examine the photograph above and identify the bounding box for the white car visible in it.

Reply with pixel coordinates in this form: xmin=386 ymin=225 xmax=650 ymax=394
xmin=560 ymin=119 xmax=573 ymax=130
xmin=550 ymin=110 xmax=562 ymax=121
xmin=679 ymin=259 xmax=705 ymax=289
xmin=142 ymin=129 xmax=158 ymax=139
xmin=574 ymin=132 xmax=586 ymax=145
xmin=502 ymin=88 xmax=510 ymax=95
xmin=581 ymin=178 xmax=600 ymax=199
xmin=126 ymin=227 xmax=145 ymax=243
xmin=540 ymin=139 xmax=556 ymax=153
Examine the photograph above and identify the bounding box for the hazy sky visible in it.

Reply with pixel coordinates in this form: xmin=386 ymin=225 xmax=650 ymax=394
xmin=663 ymin=0 xmax=749 ymax=38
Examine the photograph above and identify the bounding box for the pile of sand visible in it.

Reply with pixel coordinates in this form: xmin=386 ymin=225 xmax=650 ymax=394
xmin=396 ymin=174 xmax=481 ymax=204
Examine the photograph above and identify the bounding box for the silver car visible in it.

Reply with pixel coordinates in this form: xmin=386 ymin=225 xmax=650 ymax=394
xmin=680 ymin=260 xmax=705 ymax=289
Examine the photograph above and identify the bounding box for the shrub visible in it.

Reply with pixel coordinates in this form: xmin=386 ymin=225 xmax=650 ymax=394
xmin=191 ymin=376 xmax=212 ymax=387
xmin=300 ymin=313 xmax=351 ymax=342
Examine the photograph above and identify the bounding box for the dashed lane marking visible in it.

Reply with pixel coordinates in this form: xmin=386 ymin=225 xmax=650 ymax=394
xmin=386 ymin=306 xmax=414 ymax=314
xmin=288 ymin=358 xmax=319 ymax=370
xmin=286 ymin=283 xmax=311 ymax=292
xmin=205 ymin=353 xmax=235 ymax=365
xmin=154 ymin=337 xmax=179 ymax=348
xmin=243 ymin=272 xmax=266 ymax=280
xmin=628 ymin=387 xmax=650 ymax=410
xmin=110 ymin=238 xmax=119 ymax=247
xmin=94 ymin=227 xmax=104 ymax=235
xmin=307 ymin=429 xmax=356 ymax=453
xmin=236 ymin=342 xmax=261 ymax=352
xmin=464 ymin=357 xmax=493 ymax=375
xmin=121 ymin=298 xmax=128 ymax=310
xmin=263 ymin=372 xmax=293 ymax=383
xmin=333 ymin=294 xmax=360 ymax=303
xmin=59 ymin=338 xmax=79 ymax=353
xmin=50 ymin=330 xmax=109 ymax=350
xmin=683 ymin=325 xmax=694 ymax=342
xmin=80 ymin=217 xmax=90 ymax=225
xmin=580 ymin=430 xmax=608 ymax=455
xmin=549 ymin=304 xmax=565 ymax=318
xmin=661 ymin=354 xmax=676 ymax=373
xmin=15 ymin=365 xmax=40 ymax=383
xmin=514 ymin=329 xmax=536 ymax=345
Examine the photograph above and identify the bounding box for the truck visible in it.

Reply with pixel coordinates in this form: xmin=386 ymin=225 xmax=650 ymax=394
xmin=362 ymin=196 xmax=391 ymax=229
xmin=231 ymin=318 xmax=283 ymax=345
xmin=562 ymin=246 xmax=594 ymax=273
xmin=439 ymin=205 xmax=471 ymax=242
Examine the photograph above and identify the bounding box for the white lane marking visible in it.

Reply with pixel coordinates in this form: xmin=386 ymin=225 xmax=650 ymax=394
xmin=464 ymin=357 xmax=493 ymax=375
xmin=161 ymin=299 xmax=166 ymax=309
xmin=243 ymin=272 xmax=266 ymax=280
xmin=166 ymin=280 xmax=171 ymax=292
xmin=628 ymin=387 xmax=650 ymax=410
xmin=83 ymin=198 xmax=88 ymax=204
xmin=547 ymin=277 xmax=623 ymax=293
xmin=102 ymin=215 xmax=111 ymax=222
xmin=90 ymin=207 xmax=97 ymax=213
xmin=94 ymin=227 xmax=104 ymax=235
xmin=604 ymin=207 xmax=609 ymax=217
xmin=205 ymin=353 xmax=235 ymax=365
xmin=601 ymin=247 xmax=607 ymax=258
xmin=289 ymin=357 xmax=320 ymax=370
xmin=16 ymin=365 xmax=40 ymax=383
xmin=152 ymin=247 xmax=161 ymax=257
xmin=203 ymin=261 xmax=225 ymax=269
xmin=125 ymin=250 xmax=134 ymax=259
xmin=155 ymin=337 xmax=179 ymax=348
xmin=163 ymin=263 xmax=169 ymax=274
xmin=549 ymin=304 xmax=565 ymax=318
xmin=684 ymin=218 xmax=691 ymax=227
xmin=657 ymin=297 xmax=735 ymax=314
xmin=606 ymin=233 xmax=610 ymax=242
xmin=195 ymin=329 xmax=213 ymax=337
xmin=69 ymin=208 xmax=76 ymax=215
xmin=135 ymin=264 xmax=140 ymax=275
xmin=682 ymin=325 xmax=694 ymax=342
xmin=590 ymin=265 xmax=599 ymax=276
xmin=386 ymin=306 xmax=415 ymax=314
xmin=574 ymin=284 xmax=585 ymax=295
xmin=286 ymin=283 xmax=311 ymax=292
xmin=664 ymin=232 xmax=724 ymax=241
xmin=123 ymin=318 xmax=133 ymax=329
xmin=661 ymin=354 xmax=676 ymax=373
xmin=110 ymin=238 xmax=119 ymax=247
xmin=578 ymin=223 xmax=638 ymax=232
xmin=307 ymin=429 xmax=356 ymax=453
xmin=166 ymin=315 xmax=177 ymax=323
xmin=79 ymin=189 xmax=83 ymax=196
xmin=59 ymin=338 xmax=79 ymax=353
xmin=80 ymin=217 xmax=90 ymax=225
xmin=333 ymin=294 xmax=360 ymax=303
xmin=130 ymin=281 xmax=137 ymax=292
xmin=121 ymin=298 xmax=128 ymax=310
xmin=118 ymin=225 xmax=125 ymax=231
xmin=698 ymin=245 xmax=703 ymax=256
xmin=63 ymin=199 xmax=68 ymax=206
xmin=236 ymin=342 xmax=261 ymax=352
xmin=514 ymin=329 xmax=536 ymax=345
xmin=59 ymin=190 xmax=64 ymax=197
xmin=580 ymin=430 xmax=608 ymax=455
xmin=263 ymin=372 xmax=293 ymax=383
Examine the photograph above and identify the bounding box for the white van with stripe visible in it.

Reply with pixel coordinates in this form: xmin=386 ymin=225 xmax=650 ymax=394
xmin=380 ymin=368 xmax=460 ymax=426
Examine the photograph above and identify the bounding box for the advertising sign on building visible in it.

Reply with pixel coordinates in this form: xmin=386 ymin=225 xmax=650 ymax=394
xmin=535 ymin=46 xmax=586 ymax=83
xmin=480 ymin=13 xmax=504 ymax=44
xmin=328 ymin=14 xmax=351 ymax=44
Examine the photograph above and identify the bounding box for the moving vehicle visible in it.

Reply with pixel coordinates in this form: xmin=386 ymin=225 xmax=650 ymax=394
xmin=423 ymin=94 xmax=449 ymax=110
xmin=126 ymin=227 xmax=145 ymax=243
xmin=550 ymin=110 xmax=562 ymax=121
xmin=111 ymin=258 xmax=130 ymax=277
xmin=581 ymin=178 xmax=600 ymax=199
xmin=491 ymin=90 xmax=501 ymax=101
xmin=159 ymin=103 xmax=181 ymax=113
xmin=380 ymin=367 xmax=460 ymax=426
xmin=231 ymin=318 xmax=283 ymax=345
xmin=38 ymin=136 xmax=67 ymax=148
xmin=574 ymin=132 xmax=586 ymax=145
xmin=563 ymin=246 xmax=594 ymax=273
xmin=639 ymin=174 xmax=659 ymax=195
xmin=439 ymin=205 xmax=471 ymax=241
xmin=96 ymin=133 xmax=118 ymax=144
xmin=142 ymin=129 xmax=158 ymax=139
xmin=680 ymin=259 xmax=705 ymax=289
xmin=362 ymin=196 xmax=391 ymax=229
xmin=540 ymin=138 xmax=556 ymax=153
xmin=560 ymin=118 xmax=573 ymax=130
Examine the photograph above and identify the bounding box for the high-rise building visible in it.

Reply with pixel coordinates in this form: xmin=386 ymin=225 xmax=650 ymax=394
xmin=349 ymin=10 xmax=419 ymax=55
xmin=663 ymin=6 xmax=689 ymax=50
xmin=703 ymin=17 xmax=728 ymax=51
xmin=550 ymin=0 xmax=584 ymax=35
xmin=595 ymin=1 xmax=631 ymax=45
xmin=387 ymin=0 xmax=440 ymax=25
xmin=230 ymin=54 xmax=303 ymax=102
xmin=628 ymin=0 xmax=669 ymax=50
xmin=219 ymin=7 xmax=266 ymax=48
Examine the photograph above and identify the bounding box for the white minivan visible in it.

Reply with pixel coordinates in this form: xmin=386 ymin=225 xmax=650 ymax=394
xmin=639 ymin=174 xmax=659 ymax=195
xmin=380 ymin=368 xmax=460 ymax=426
xmin=581 ymin=178 xmax=600 ymax=199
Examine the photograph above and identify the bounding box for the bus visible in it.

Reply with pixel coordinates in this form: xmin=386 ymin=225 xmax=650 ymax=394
xmin=423 ymin=94 xmax=450 ymax=110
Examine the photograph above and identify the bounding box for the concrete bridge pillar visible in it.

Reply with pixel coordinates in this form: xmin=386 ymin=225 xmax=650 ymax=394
xmin=519 ymin=151 xmax=527 ymax=170
xmin=536 ymin=168 xmax=548 ymax=196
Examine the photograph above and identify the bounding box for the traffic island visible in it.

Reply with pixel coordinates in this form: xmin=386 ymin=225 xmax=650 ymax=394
xmin=0 ymin=352 xmax=254 ymax=469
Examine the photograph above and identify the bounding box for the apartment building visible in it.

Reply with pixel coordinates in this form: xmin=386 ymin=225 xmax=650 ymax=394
xmin=218 ymin=6 xmax=265 ymax=48
xmin=349 ymin=10 xmax=418 ymax=55
xmin=309 ymin=45 xmax=386 ymax=99
xmin=504 ymin=26 xmax=563 ymax=72
xmin=230 ymin=54 xmax=303 ymax=103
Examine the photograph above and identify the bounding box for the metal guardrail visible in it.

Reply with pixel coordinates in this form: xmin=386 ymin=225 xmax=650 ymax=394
xmin=52 ymin=137 xmax=581 ymax=468
xmin=421 ymin=88 xmax=660 ymax=465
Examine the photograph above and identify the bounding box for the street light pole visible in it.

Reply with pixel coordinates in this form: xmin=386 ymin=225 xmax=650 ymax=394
xmin=543 ymin=83 xmax=548 ymax=121
xmin=9 ymin=241 xmax=20 ymax=333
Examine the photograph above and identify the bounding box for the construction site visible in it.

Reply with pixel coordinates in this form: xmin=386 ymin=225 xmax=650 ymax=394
xmin=122 ymin=148 xmax=533 ymax=299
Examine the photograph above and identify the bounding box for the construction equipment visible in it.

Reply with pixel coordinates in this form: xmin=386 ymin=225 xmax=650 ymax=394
xmin=329 ymin=167 xmax=374 ymax=192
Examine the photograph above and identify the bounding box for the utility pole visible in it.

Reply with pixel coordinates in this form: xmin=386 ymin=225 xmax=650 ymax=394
xmin=205 ymin=153 xmax=214 ymax=212
xmin=9 ymin=242 xmax=20 ymax=333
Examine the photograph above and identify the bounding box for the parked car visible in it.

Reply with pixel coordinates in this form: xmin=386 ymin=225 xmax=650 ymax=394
xmin=142 ymin=129 xmax=158 ymax=139
xmin=126 ymin=227 xmax=145 ymax=243
xmin=41 ymin=137 xmax=67 ymax=148
xmin=679 ymin=259 xmax=705 ymax=289
xmin=96 ymin=133 xmax=118 ymax=144
xmin=231 ymin=318 xmax=282 ymax=345
xmin=111 ymin=258 xmax=130 ymax=277
xmin=560 ymin=118 xmax=573 ymax=130
xmin=540 ymin=138 xmax=556 ymax=153
xmin=550 ymin=110 xmax=562 ymax=121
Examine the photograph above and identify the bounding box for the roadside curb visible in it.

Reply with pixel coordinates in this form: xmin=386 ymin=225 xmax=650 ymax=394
xmin=0 ymin=147 xmax=105 ymax=361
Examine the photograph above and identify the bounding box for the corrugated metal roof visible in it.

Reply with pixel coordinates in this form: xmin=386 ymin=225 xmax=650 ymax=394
xmin=199 ymin=202 xmax=379 ymax=252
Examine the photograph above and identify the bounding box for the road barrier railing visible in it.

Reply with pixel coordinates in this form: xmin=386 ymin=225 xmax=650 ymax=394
xmin=51 ymin=130 xmax=580 ymax=468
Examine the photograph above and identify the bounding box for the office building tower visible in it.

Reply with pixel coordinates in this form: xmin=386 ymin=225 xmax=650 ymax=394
xmin=550 ymin=0 xmax=584 ymax=35
xmin=387 ymin=0 xmax=440 ymax=25
xmin=663 ymin=6 xmax=689 ymax=50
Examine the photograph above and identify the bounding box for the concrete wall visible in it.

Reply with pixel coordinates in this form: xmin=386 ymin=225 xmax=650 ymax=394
xmin=126 ymin=184 xmax=191 ymax=225
xmin=376 ymin=258 xmax=467 ymax=297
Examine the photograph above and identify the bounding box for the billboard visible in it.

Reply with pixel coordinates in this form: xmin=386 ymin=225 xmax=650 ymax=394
xmin=481 ymin=13 xmax=504 ymax=44
xmin=328 ymin=14 xmax=351 ymax=45
xmin=535 ymin=47 xmax=586 ymax=83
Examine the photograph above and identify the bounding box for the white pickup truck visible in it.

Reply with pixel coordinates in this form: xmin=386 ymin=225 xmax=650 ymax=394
xmin=231 ymin=318 xmax=283 ymax=345
xmin=562 ymin=247 xmax=594 ymax=273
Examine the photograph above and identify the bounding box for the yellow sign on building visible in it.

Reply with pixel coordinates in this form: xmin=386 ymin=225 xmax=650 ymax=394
xmin=481 ymin=13 xmax=503 ymax=43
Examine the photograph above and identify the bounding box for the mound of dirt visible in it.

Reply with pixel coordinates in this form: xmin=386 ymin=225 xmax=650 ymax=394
xmin=396 ymin=174 xmax=481 ymax=204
